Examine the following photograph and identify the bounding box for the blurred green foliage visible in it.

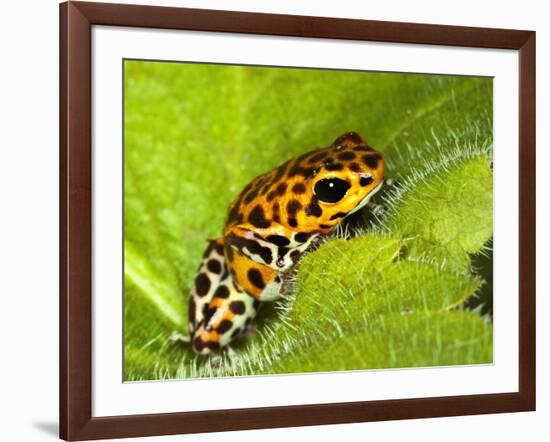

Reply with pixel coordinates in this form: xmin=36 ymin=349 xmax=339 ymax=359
xmin=124 ymin=61 xmax=493 ymax=380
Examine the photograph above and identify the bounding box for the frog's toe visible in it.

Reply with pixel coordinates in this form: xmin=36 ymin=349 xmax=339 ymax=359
xmin=168 ymin=331 xmax=190 ymax=345
xmin=209 ymin=352 xmax=225 ymax=368
xmin=241 ymin=322 xmax=258 ymax=337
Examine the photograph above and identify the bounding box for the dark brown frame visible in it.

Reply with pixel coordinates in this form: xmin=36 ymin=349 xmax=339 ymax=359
xmin=59 ymin=1 xmax=536 ymax=440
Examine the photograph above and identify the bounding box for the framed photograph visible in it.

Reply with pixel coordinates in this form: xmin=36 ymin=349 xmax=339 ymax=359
xmin=60 ymin=1 xmax=536 ymax=440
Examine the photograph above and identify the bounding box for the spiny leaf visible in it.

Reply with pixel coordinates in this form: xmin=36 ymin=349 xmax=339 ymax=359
xmin=290 ymin=236 xmax=481 ymax=332
xmin=384 ymin=156 xmax=493 ymax=272
xmin=291 ymin=236 xmax=402 ymax=321
xmin=269 ymin=311 xmax=493 ymax=374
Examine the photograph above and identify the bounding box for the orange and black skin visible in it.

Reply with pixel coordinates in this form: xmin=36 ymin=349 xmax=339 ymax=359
xmin=189 ymin=131 xmax=385 ymax=354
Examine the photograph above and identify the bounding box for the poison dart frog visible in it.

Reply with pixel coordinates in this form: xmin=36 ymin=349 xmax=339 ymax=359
xmin=188 ymin=131 xmax=385 ymax=354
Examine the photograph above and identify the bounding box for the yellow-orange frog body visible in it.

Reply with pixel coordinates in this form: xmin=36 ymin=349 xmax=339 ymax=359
xmin=188 ymin=131 xmax=385 ymax=354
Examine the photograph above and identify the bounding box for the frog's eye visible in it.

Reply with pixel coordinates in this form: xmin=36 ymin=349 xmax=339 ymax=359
xmin=314 ymin=178 xmax=351 ymax=203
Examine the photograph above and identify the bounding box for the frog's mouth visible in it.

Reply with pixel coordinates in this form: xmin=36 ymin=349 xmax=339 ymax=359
xmin=347 ymin=180 xmax=384 ymax=216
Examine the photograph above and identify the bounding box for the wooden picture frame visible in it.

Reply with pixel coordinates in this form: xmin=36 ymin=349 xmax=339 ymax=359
xmin=59 ymin=1 xmax=536 ymax=440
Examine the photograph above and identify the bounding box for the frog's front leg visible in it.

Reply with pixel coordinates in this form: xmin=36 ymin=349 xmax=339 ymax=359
xmin=227 ymin=246 xmax=284 ymax=301
xmin=365 ymin=177 xmax=401 ymax=218
xmin=224 ymin=222 xmax=319 ymax=272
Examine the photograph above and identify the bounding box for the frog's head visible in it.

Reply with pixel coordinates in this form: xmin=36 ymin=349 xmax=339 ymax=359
xmin=225 ymin=131 xmax=386 ymax=235
xmin=279 ymin=131 xmax=385 ymax=232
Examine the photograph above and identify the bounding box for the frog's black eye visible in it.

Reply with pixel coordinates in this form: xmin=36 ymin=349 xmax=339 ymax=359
xmin=314 ymin=178 xmax=351 ymax=203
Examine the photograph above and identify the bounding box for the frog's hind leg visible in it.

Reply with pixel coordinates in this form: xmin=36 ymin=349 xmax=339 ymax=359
xmin=188 ymin=239 xmax=227 ymax=343
xmin=189 ymin=239 xmax=260 ymax=355
xmin=191 ymin=274 xmax=260 ymax=355
xmin=192 ymin=275 xmax=260 ymax=354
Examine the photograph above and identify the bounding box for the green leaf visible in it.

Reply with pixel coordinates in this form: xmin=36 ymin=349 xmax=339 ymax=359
xmin=269 ymin=311 xmax=493 ymax=374
xmin=123 ymin=61 xmax=493 ymax=381
xmin=384 ymin=156 xmax=493 ymax=272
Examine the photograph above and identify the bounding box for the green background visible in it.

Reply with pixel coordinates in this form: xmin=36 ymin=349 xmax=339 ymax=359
xmin=124 ymin=60 xmax=493 ymax=381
